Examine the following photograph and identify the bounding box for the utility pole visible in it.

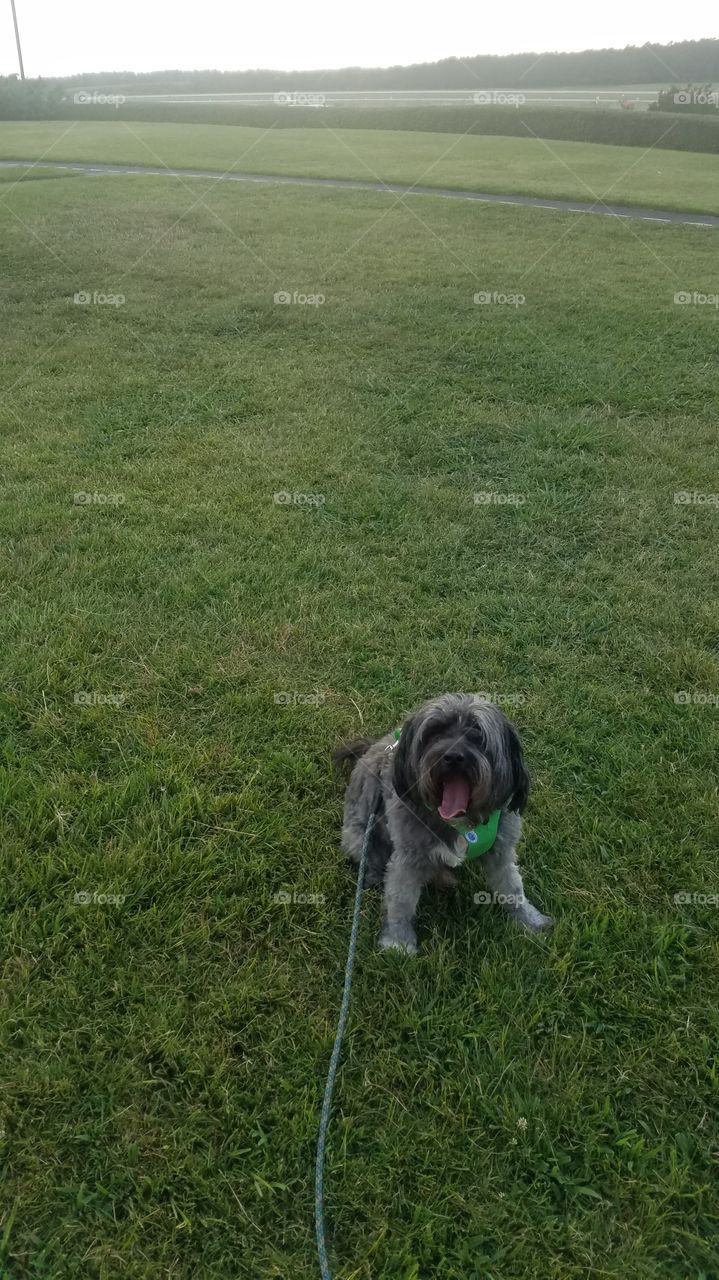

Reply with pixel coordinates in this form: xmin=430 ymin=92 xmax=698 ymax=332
xmin=10 ymin=0 xmax=25 ymax=79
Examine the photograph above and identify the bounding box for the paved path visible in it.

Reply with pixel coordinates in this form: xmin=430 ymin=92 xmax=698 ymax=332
xmin=1 ymin=158 xmax=717 ymax=227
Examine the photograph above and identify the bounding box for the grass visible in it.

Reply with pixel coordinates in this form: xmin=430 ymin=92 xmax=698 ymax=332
xmin=1 ymin=160 xmax=719 ymax=1279
xmin=2 ymin=118 xmax=719 ymax=214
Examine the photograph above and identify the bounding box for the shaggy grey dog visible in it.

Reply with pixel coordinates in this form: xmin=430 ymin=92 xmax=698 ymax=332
xmin=334 ymin=693 xmax=553 ymax=953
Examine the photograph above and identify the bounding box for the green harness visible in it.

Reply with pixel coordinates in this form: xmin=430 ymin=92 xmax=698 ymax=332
xmin=392 ymin=728 xmax=502 ymax=858
xmin=450 ymin=808 xmax=502 ymax=858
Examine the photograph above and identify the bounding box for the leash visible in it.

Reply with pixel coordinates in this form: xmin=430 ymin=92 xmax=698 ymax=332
xmin=315 ymin=800 xmax=380 ymax=1280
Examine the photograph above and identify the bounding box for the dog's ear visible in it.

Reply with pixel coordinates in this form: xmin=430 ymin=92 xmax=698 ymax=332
xmin=392 ymin=712 xmax=419 ymax=801
xmin=506 ymin=721 xmax=530 ymax=813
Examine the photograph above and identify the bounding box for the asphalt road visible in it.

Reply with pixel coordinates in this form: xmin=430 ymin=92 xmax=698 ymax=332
xmin=1 ymin=158 xmax=717 ymax=227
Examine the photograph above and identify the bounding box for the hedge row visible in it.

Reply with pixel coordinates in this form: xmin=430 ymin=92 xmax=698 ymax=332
xmin=0 ymin=76 xmax=63 ymax=118
xmin=48 ymin=100 xmax=719 ymax=154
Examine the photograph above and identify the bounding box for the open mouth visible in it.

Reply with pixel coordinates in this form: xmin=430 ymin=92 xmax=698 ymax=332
xmin=438 ymin=775 xmax=471 ymax=821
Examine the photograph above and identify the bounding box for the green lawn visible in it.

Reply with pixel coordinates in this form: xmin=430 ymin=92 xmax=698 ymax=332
xmin=1 ymin=166 xmax=719 ymax=1278
xmin=2 ymin=118 xmax=719 ymax=213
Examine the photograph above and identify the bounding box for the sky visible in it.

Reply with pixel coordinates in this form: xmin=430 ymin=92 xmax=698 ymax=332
xmin=1 ymin=0 xmax=716 ymax=79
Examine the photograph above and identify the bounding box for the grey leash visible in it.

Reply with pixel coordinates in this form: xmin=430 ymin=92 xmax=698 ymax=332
xmin=315 ymin=801 xmax=380 ymax=1279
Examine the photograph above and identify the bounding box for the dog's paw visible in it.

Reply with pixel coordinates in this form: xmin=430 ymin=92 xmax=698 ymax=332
xmin=379 ymin=926 xmax=418 ymax=955
xmin=514 ymin=902 xmax=554 ymax=933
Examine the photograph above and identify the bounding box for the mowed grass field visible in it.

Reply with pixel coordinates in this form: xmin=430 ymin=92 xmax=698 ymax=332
xmin=2 ymin=118 xmax=719 ymax=213
xmin=1 ymin=157 xmax=719 ymax=1279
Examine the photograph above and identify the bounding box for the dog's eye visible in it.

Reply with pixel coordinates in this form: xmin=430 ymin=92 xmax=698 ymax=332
xmin=467 ymin=726 xmax=486 ymax=748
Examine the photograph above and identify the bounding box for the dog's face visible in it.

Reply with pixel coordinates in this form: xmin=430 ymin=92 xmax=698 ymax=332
xmin=392 ymin=693 xmax=529 ymax=823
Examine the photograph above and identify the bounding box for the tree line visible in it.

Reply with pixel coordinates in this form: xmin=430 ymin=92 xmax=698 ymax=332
xmin=54 ymin=37 xmax=718 ymax=92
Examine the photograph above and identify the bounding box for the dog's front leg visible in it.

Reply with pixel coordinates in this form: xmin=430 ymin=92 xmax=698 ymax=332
xmin=483 ymin=836 xmax=553 ymax=934
xmin=379 ymin=852 xmax=428 ymax=954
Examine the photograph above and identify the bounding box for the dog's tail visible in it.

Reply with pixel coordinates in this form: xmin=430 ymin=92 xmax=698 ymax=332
xmin=332 ymin=738 xmax=375 ymax=774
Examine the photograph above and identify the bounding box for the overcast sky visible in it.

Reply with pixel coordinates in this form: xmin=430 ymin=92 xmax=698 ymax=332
xmin=1 ymin=0 xmax=716 ymax=79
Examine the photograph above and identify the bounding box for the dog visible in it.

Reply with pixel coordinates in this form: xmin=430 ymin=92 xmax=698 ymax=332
xmin=334 ymin=693 xmax=553 ymax=953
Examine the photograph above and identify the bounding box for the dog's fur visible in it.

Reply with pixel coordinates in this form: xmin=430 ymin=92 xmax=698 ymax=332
xmin=335 ymin=693 xmax=553 ymax=953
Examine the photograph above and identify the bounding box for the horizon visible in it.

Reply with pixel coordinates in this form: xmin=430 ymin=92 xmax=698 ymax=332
xmin=1 ymin=0 xmax=717 ymax=79
xmin=10 ymin=38 xmax=719 ymax=83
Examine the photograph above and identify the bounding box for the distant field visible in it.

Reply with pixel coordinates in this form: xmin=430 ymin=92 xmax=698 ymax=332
xmin=78 ymin=86 xmax=663 ymax=110
xmin=2 ymin=120 xmax=719 ymax=214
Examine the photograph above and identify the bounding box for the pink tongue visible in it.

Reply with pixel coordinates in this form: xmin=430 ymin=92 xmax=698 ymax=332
xmin=439 ymin=777 xmax=471 ymax=820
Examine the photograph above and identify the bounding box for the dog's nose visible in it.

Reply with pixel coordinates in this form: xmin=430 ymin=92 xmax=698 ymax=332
xmin=443 ymin=750 xmax=464 ymax=767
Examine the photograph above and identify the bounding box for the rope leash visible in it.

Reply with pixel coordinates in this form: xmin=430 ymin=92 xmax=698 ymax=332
xmin=315 ymin=802 xmax=380 ymax=1280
